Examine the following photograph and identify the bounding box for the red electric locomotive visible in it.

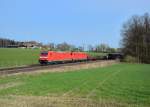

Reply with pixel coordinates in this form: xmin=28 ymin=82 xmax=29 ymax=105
xmin=39 ymin=51 xmax=89 ymax=64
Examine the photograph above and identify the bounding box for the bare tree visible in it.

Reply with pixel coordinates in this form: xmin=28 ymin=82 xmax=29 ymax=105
xmin=56 ymin=42 xmax=72 ymax=51
xmin=78 ymin=46 xmax=84 ymax=52
xmin=95 ymin=44 xmax=109 ymax=52
xmin=48 ymin=43 xmax=55 ymax=50
xmin=121 ymin=13 xmax=150 ymax=63
xmin=88 ymin=45 xmax=94 ymax=52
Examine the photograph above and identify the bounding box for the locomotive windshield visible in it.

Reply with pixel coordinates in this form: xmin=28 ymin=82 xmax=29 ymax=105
xmin=41 ymin=52 xmax=48 ymax=56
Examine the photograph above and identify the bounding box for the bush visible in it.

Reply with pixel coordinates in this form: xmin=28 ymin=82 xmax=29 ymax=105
xmin=123 ymin=55 xmax=137 ymax=63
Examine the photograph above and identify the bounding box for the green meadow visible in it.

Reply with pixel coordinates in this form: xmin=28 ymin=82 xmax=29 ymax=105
xmin=0 ymin=63 xmax=149 ymax=107
xmin=0 ymin=48 xmax=40 ymax=68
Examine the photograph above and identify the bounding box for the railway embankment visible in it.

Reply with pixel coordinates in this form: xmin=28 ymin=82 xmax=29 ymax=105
xmin=0 ymin=60 xmax=119 ymax=75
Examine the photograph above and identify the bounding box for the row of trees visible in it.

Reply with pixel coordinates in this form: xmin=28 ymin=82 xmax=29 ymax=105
xmin=0 ymin=38 xmax=43 ymax=48
xmin=0 ymin=38 xmax=117 ymax=53
xmin=46 ymin=42 xmax=118 ymax=53
xmin=0 ymin=38 xmax=21 ymax=47
xmin=88 ymin=44 xmax=117 ymax=53
xmin=45 ymin=42 xmax=84 ymax=52
xmin=121 ymin=13 xmax=150 ymax=63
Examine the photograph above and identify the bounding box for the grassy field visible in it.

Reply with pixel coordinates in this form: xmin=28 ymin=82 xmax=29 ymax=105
xmin=0 ymin=63 xmax=150 ymax=107
xmin=0 ymin=48 xmax=40 ymax=68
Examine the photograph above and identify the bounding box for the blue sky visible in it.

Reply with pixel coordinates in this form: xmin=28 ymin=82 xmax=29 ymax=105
xmin=0 ymin=0 xmax=150 ymax=48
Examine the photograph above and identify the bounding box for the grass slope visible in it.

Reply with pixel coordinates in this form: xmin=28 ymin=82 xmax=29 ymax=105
xmin=0 ymin=63 xmax=150 ymax=106
xmin=86 ymin=52 xmax=107 ymax=57
xmin=0 ymin=48 xmax=40 ymax=68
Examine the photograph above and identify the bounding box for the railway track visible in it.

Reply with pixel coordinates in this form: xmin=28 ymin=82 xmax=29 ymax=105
xmin=0 ymin=60 xmax=115 ymax=75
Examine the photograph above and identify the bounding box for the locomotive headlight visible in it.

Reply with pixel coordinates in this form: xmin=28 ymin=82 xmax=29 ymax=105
xmin=40 ymin=56 xmax=48 ymax=58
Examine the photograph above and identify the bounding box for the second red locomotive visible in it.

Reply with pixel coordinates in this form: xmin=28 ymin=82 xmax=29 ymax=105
xmin=39 ymin=51 xmax=89 ymax=64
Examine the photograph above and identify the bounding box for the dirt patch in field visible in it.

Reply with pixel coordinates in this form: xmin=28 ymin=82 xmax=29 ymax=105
xmin=0 ymin=82 xmax=22 ymax=90
xmin=0 ymin=95 xmax=145 ymax=107
xmin=13 ymin=60 xmax=119 ymax=76
xmin=36 ymin=60 xmax=118 ymax=73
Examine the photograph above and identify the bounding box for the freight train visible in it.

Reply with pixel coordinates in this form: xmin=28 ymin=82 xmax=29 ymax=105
xmin=39 ymin=51 xmax=123 ymax=64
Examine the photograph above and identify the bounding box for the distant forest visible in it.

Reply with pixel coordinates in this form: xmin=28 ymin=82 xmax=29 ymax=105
xmin=0 ymin=38 xmax=22 ymax=47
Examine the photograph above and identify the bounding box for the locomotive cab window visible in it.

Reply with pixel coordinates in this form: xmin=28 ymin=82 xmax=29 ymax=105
xmin=41 ymin=52 xmax=48 ymax=56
